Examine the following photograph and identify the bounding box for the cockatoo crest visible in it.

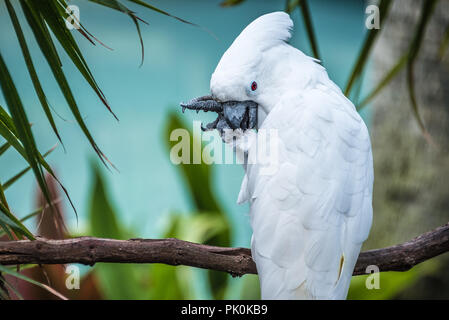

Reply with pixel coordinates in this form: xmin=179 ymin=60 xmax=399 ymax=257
xmin=211 ymin=12 xmax=293 ymax=103
xmin=228 ymin=11 xmax=293 ymax=53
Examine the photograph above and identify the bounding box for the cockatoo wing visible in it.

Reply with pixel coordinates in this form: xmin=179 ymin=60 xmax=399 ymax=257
xmin=242 ymin=81 xmax=373 ymax=299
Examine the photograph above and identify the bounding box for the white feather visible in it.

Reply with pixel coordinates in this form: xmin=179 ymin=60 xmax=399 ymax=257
xmin=210 ymin=12 xmax=374 ymax=300
xmin=247 ymin=86 xmax=373 ymax=300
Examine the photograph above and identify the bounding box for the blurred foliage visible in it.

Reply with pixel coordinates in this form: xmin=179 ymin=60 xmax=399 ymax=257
xmin=164 ymin=112 xmax=231 ymax=299
xmin=347 ymin=261 xmax=439 ymax=300
xmin=81 ymin=113 xmax=260 ymax=299
xmin=87 ymin=165 xmax=148 ymax=299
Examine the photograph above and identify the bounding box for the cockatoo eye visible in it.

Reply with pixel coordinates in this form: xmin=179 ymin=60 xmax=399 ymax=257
xmin=251 ymin=81 xmax=257 ymax=91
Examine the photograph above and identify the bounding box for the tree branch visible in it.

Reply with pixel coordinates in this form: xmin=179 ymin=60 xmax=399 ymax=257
xmin=0 ymin=222 xmax=448 ymax=277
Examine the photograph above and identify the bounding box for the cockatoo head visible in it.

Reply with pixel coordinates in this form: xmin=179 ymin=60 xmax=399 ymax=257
xmin=181 ymin=12 xmax=294 ymax=134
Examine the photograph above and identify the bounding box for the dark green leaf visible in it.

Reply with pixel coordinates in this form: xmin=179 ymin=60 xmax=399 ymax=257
xmin=0 ymin=181 xmax=14 ymax=239
xmin=2 ymin=145 xmax=56 ymax=190
xmin=0 ymin=52 xmax=54 ymax=224
xmin=0 ymin=265 xmax=67 ymax=300
xmin=5 ymin=0 xmax=63 ymax=145
xmin=345 ymin=0 xmax=392 ymax=96
xmin=164 ymin=112 xmax=222 ymax=213
xmin=20 ymin=0 xmax=112 ymax=169
xmin=33 ymin=0 xmax=118 ymax=119
xmin=86 ymin=162 xmax=149 ymax=299
xmin=0 ymin=106 xmax=77 ymax=217
xmin=438 ymin=23 xmax=449 ymax=59
xmin=286 ymin=0 xmax=320 ymax=60
xmin=163 ymin=112 xmax=231 ymax=299
xmin=0 ymin=200 xmax=34 ymax=239
xmin=126 ymin=0 xmax=197 ymax=26
xmin=220 ymin=0 xmax=245 ymax=7
xmin=0 ymin=142 xmax=11 ymax=156
xmin=0 ymin=199 xmax=62 ymax=239
xmin=88 ymin=163 xmax=123 ymax=239
xmin=405 ymin=0 xmax=438 ymax=141
xmin=0 ymin=277 xmax=24 ymax=300
xmin=88 ymin=0 xmax=148 ymax=67
xmin=357 ymin=53 xmax=408 ymax=110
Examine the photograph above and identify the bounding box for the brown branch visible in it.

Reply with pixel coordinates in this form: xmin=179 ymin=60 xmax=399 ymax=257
xmin=0 ymin=222 xmax=448 ymax=277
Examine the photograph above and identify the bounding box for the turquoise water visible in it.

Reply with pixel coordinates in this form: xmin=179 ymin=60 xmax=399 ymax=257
xmin=0 ymin=0 xmax=368 ymax=248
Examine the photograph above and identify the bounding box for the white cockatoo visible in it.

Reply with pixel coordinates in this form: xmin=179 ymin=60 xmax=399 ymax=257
xmin=181 ymin=12 xmax=373 ymax=299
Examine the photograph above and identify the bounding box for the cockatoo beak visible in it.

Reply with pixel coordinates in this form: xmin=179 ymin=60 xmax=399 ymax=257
xmin=180 ymin=95 xmax=258 ymax=133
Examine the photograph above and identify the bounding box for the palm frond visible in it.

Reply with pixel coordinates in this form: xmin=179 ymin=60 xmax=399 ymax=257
xmin=5 ymin=0 xmax=63 ymax=145
xmin=0 ymin=52 xmax=54 ymax=227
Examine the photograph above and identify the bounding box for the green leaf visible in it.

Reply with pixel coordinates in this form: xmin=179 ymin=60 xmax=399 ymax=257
xmin=0 ymin=199 xmax=62 ymax=239
xmin=220 ymin=0 xmax=245 ymax=7
xmin=163 ymin=111 xmax=231 ymax=299
xmin=438 ymin=23 xmax=449 ymax=59
xmin=358 ymin=0 xmax=437 ymax=145
xmin=5 ymin=0 xmax=63 ymax=144
xmin=344 ymin=0 xmax=392 ymax=96
xmin=0 ymin=105 xmax=18 ymax=134
xmin=20 ymin=0 xmax=112 ymax=169
xmin=0 ymin=181 xmax=14 ymax=239
xmin=147 ymin=212 xmax=230 ymax=299
xmin=31 ymin=0 xmax=118 ymax=119
xmin=347 ymin=261 xmax=438 ymax=300
xmin=0 ymin=276 xmax=24 ymax=300
xmin=0 ymin=221 xmax=14 ymax=240
xmin=126 ymin=0 xmax=197 ymax=26
xmin=0 ymin=105 xmax=77 ymax=217
xmin=87 ymin=162 xmax=149 ymax=299
xmin=89 ymin=0 xmax=199 ymax=66
xmin=357 ymin=53 xmax=408 ymax=110
xmin=0 ymin=200 xmax=34 ymax=240
xmin=405 ymin=0 xmax=438 ymax=142
xmin=164 ymin=112 xmax=222 ymax=213
xmin=88 ymin=0 xmax=148 ymax=67
xmin=147 ymin=215 xmax=190 ymax=299
xmin=0 ymin=52 xmax=54 ymax=223
xmin=0 ymin=142 xmax=11 ymax=156
xmin=2 ymin=145 xmax=56 ymax=191
xmin=0 ymin=109 xmax=27 ymax=159
xmin=286 ymin=0 xmax=320 ymax=60
xmin=20 ymin=201 xmax=61 ymax=224
xmin=0 ymin=278 xmax=9 ymax=300
xmin=88 ymin=163 xmax=123 ymax=239
xmin=0 ymin=181 xmax=8 ymax=210
xmin=240 ymin=274 xmax=261 ymax=299
xmin=0 ymin=265 xmax=67 ymax=300
xmin=0 ymin=208 xmax=21 ymax=231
